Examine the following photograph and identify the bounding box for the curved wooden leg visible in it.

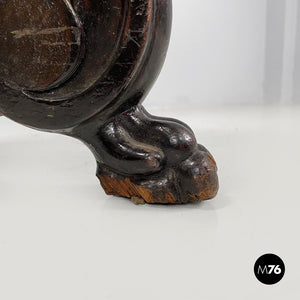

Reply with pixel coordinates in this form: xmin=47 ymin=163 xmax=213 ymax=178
xmin=72 ymin=105 xmax=219 ymax=204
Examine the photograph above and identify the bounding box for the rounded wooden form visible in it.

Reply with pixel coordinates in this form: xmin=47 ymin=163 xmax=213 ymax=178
xmin=0 ymin=0 xmax=83 ymax=91
xmin=0 ymin=0 xmax=172 ymax=131
xmin=0 ymin=0 xmax=219 ymax=204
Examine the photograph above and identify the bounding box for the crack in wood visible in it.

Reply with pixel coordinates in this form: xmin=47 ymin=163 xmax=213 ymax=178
xmin=11 ymin=26 xmax=78 ymax=39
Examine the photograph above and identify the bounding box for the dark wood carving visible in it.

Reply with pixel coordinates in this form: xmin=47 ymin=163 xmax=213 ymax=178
xmin=0 ymin=0 xmax=219 ymax=204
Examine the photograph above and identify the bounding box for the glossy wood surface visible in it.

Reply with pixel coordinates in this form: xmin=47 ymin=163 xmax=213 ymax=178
xmin=0 ymin=0 xmax=219 ymax=204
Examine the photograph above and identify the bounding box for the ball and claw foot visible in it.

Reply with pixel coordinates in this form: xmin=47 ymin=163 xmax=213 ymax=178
xmin=97 ymin=145 xmax=218 ymax=205
xmin=93 ymin=106 xmax=219 ymax=204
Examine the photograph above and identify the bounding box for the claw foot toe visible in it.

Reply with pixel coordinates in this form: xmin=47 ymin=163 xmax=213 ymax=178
xmin=97 ymin=145 xmax=218 ymax=204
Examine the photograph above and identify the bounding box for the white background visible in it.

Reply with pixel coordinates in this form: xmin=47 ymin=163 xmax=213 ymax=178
xmin=1 ymin=1 xmax=300 ymax=299
xmin=150 ymin=0 xmax=300 ymax=107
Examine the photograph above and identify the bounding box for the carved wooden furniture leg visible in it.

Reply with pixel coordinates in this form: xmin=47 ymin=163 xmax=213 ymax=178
xmin=72 ymin=105 xmax=218 ymax=204
xmin=0 ymin=0 xmax=218 ymax=204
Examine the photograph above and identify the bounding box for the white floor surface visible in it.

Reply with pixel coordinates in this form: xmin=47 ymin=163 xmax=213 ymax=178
xmin=0 ymin=104 xmax=299 ymax=299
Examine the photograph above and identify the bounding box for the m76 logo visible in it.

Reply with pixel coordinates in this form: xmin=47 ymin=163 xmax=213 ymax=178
xmin=254 ymin=254 xmax=285 ymax=285
xmin=257 ymin=265 xmax=282 ymax=275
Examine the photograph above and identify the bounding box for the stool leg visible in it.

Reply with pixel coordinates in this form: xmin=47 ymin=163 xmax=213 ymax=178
xmin=71 ymin=105 xmax=219 ymax=204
